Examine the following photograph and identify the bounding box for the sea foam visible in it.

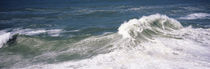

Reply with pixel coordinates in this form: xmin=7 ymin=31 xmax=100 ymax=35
xmin=118 ymin=14 xmax=183 ymax=39
xmin=13 ymin=29 xmax=63 ymax=36
xmin=0 ymin=32 xmax=11 ymax=48
xmin=179 ymin=13 xmax=210 ymax=20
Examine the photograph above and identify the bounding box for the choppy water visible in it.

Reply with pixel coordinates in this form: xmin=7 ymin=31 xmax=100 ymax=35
xmin=0 ymin=0 xmax=210 ymax=69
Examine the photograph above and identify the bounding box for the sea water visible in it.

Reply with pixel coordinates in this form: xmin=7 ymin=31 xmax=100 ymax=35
xmin=0 ymin=0 xmax=210 ymax=69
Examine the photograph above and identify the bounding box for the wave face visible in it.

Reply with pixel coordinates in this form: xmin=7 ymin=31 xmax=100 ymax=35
xmin=179 ymin=13 xmax=210 ymax=20
xmin=118 ymin=14 xmax=183 ymax=40
xmin=6 ymin=14 xmax=209 ymax=69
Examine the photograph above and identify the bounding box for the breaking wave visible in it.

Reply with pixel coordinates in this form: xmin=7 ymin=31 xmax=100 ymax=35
xmin=0 ymin=32 xmax=11 ymax=48
xmin=118 ymin=14 xmax=183 ymax=40
xmin=0 ymin=29 xmax=63 ymax=48
xmin=1 ymin=14 xmax=210 ymax=69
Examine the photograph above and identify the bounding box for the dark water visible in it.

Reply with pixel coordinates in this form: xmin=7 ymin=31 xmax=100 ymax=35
xmin=0 ymin=0 xmax=210 ymax=69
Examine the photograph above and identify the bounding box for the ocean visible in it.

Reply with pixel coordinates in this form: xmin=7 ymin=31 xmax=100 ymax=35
xmin=0 ymin=0 xmax=210 ymax=69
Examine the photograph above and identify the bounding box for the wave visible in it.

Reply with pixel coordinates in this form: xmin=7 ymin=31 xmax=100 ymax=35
xmin=0 ymin=29 xmax=63 ymax=48
xmin=118 ymin=14 xmax=183 ymax=40
xmin=179 ymin=13 xmax=210 ymax=20
xmin=2 ymin=14 xmax=210 ymax=69
xmin=13 ymin=29 xmax=63 ymax=36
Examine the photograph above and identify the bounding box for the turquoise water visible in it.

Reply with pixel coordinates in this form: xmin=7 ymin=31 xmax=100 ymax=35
xmin=0 ymin=0 xmax=210 ymax=69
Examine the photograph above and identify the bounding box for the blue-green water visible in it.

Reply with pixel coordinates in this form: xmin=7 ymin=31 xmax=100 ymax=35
xmin=0 ymin=0 xmax=210 ymax=69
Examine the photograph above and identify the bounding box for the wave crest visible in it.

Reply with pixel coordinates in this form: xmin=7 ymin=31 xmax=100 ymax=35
xmin=118 ymin=14 xmax=183 ymax=40
xmin=0 ymin=32 xmax=11 ymax=48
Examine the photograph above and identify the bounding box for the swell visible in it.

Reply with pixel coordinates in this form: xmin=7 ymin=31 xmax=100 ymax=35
xmin=0 ymin=14 xmax=210 ymax=69
xmin=0 ymin=29 xmax=63 ymax=48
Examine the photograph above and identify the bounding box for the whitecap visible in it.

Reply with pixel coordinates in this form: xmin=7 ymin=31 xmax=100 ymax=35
xmin=13 ymin=28 xmax=63 ymax=37
xmin=0 ymin=31 xmax=11 ymax=48
xmin=179 ymin=13 xmax=210 ymax=20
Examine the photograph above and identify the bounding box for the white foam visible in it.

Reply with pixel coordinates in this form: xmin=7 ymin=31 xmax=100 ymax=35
xmin=13 ymin=29 xmax=63 ymax=37
xmin=179 ymin=13 xmax=210 ymax=20
xmin=118 ymin=14 xmax=183 ymax=39
xmin=24 ymin=30 xmax=46 ymax=35
xmin=0 ymin=32 xmax=11 ymax=48
xmin=44 ymin=29 xmax=63 ymax=37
